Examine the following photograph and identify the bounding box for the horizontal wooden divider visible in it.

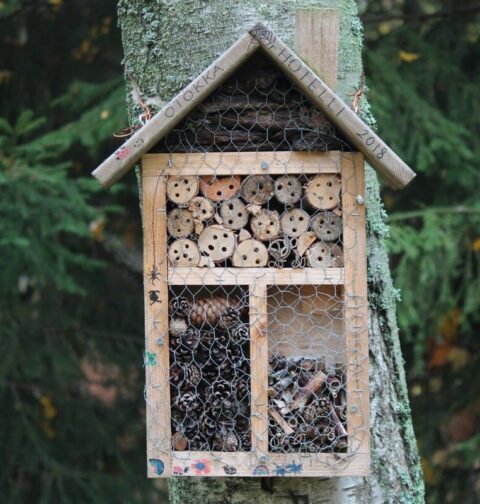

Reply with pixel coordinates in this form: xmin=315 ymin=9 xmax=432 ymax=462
xmin=168 ymin=267 xmax=344 ymax=286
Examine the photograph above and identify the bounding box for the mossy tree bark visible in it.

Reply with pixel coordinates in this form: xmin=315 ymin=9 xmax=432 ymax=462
xmin=117 ymin=0 xmax=425 ymax=502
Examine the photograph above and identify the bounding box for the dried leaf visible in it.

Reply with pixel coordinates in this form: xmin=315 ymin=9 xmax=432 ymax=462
xmin=399 ymin=50 xmax=420 ymax=63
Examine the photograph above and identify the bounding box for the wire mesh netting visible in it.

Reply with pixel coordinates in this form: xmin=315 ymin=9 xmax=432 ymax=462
xmin=144 ymin=53 xmax=368 ymax=475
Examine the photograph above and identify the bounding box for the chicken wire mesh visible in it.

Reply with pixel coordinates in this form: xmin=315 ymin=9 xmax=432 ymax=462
xmin=144 ymin=54 xmax=368 ymax=475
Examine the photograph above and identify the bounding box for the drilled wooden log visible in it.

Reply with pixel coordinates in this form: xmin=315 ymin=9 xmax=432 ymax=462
xmin=167 ymin=176 xmax=199 ymax=205
xmin=280 ymin=208 xmax=310 ymax=238
xmin=219 ymin=198 xmax=249 ymax=230
xmin=274 ymin=175 xmax=302 ymax=206
xmin=306 ymin=242 xmax=343 ymax=268
xmin=250 ymin=209 xmax=280 ymax=241
xmin=167 ymin=208 xmax=194 ymax=238
xmin=168 ymin=239 xmax=200 ymax=267
xmin=310 ymin=211 xmax=343 ymax=241
xmin=305 ymin=174 xmax=341 ymax=210
xmin=187 ymin=196 xmax=215 ymax=221
xmin=197 ymin=225 xmax=235 ymax=261
xmin=240 ymin=175 xmax=274 ymax=205
xmin=297 ymin=231 xmax=317 ymax=257
xmin=232 ymin=239 xmax=268 ymax=267
xmin=199 ymin=175 xmax=241 ymax=202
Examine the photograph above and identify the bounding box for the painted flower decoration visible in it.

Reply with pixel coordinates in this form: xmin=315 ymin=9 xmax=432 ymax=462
xmin=115 ymin=146 xmax=129 ymax=160
xmin=191 ymin=458 xmax=211 ymax=475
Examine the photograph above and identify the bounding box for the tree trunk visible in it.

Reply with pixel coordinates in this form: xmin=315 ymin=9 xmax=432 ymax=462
xmin=117 ymin=1 xmax=425 ymax=502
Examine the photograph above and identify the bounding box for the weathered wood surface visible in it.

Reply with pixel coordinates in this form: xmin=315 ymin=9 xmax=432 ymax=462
xmin=142 ymin=174 xmax=171 ymax=477
xmin=295 ymin=9 xmax=339 ymax=90
xmin=169 ymin=451 xmax=370 ymax=477
xmin=92 ymin=32 xmax=259 ymax=188
xmin=341 ymin=153 xmax=370 ymax=457
xmin=142 ymin=151 xmax=342 ymax=177
xmin=250 ymin=23 xmax=416 ymax=189
xmin=167 ymin=267 xmax=344 ymax=285
xmin=249 ymin=282 xmax=269 ymax=455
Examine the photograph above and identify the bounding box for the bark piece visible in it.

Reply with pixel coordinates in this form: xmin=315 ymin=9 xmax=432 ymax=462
xmin=167 ymin=208 xmax=194 ymax=238
xmin=167 ymin=176 xmax=199 ymax=205
xmin=199 ymin=175 xmax=241 ymax=202
xmin=305 ymin=174 xmax=341 ymax=210
xmin=250 ymin=209 xmax=280 ymax=241
xmin=246 ymin=204 xmax=262 ymax=216
xmin=297 ymin=231 xmax=317 ymax=257
xmin=269 ymin=407 xmax=294 ymax=435
xmin=240 ymin=175 xmax=274 ymax=205
xmin=274 ymin=175 xmax=302 ymax=206
xmin=238 ymin=228 xmax=252 ymax=242
xmin=194 ymin=220 xmax=204 ymax=235
xmin=219 ymin=198 xmax=249 ymax=230
xmin=232 ymin=239 xmax=268 ymax=267
xmin=288 ymin=370 xmax=328 ymax=412
xmin=280 ymin=208 xmax=310 ymax=238
xmin=306 ymin=242 xmax=343 ymax=268
xmin=310 ymin=211 xmax=343 ymax=241
xmin=198 ymin=225 xmax=235 ymax=261
xmin=198 ymin=255 xmax=215 ymax=268
xmin=187 ymin=196 xmax=215 ymax=221
xmin=168 ymin=239 xmax=200 ymax=267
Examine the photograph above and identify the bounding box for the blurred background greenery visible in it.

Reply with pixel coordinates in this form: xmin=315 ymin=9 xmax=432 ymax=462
xmin=0 ymin=0 xmax=479 ymax=502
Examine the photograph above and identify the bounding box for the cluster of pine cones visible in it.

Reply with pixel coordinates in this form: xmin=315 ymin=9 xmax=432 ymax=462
xmin=268 ymin=355 xmax=348 ymax=453
xmin=169 ymin=294 xmax=251 ymax=452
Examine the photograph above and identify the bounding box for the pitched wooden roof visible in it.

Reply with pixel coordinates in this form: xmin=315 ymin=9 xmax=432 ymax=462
xmin=92 ymin=23 xmax=415 ymax=190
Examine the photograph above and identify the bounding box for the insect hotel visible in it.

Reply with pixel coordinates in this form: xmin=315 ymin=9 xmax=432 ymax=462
xmin=93 ymin=22 xmax=415 ymax=478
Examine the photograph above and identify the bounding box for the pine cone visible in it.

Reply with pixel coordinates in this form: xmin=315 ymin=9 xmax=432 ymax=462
xmin=229 ymin=323 xmax=249 ymax=344
xmin=219 ymin=307 xmax=241 ymax=329
xmin=212 ymin=431 xmax=239 ymax=452
xmin=237 ymin=431 xmax=251 ymax=451
xmin=188 ymin=296 xmax=245 ymax=328
xmin=176 ymin=392 xmax=200 ymax=412
xmin=185 ymin=363 xmax=201 ymax=388
xmin=169 ymin=297 xmax=192 ymax=317
xmin=199 ymin=411 xmax=217 ymax=437
xmin=182 ymin=327 xmax=201 ymax=349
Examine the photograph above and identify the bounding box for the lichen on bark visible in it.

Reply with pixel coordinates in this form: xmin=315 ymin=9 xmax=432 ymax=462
xmin=117 ymin=0 xmax=425 ymax=502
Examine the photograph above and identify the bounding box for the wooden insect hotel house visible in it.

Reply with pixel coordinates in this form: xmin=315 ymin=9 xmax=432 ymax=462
xmin=93 ymin=21 xmax=415 ymax=478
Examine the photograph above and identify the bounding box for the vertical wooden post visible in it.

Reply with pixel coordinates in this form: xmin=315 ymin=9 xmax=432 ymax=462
xmin=342 ymin=153 xmax=370 ymax=459
xmin=249 ymin=282 xmax=269 ymax=456
xmin=143 ymin=172 xmax=172 ymax=477
xmin=295 ymin=9 xmax=340 ymax=90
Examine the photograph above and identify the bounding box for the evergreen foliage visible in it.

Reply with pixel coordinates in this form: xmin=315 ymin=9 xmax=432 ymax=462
xmin=363 ymin=1 xmax=480 ymax=500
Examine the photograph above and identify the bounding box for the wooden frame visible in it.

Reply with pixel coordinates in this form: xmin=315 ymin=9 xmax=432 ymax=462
xmin=142 ymin=151 xmax=369 ymax=478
